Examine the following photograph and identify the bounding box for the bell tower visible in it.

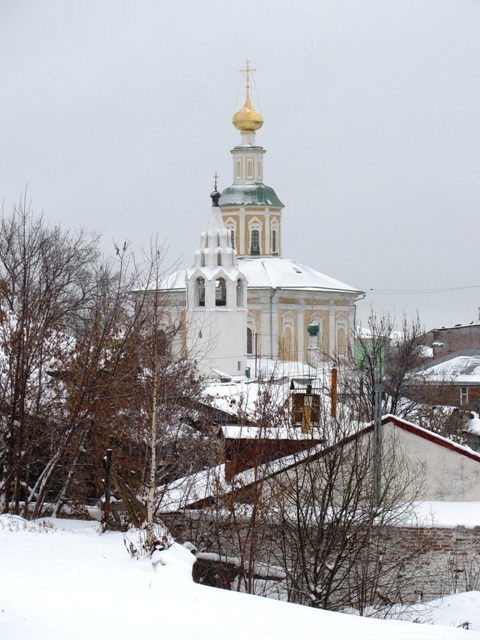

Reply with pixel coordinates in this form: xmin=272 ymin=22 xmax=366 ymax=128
xmin=220 ymin=61 xmax=284 ymax=259
xmin=186 ymin=183 xmax=248 ymax=377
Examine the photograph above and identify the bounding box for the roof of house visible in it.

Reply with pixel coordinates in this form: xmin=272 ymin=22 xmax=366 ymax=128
xmin=429 ymin=321 xmax=480 ymax=332
xmin=159 ymin=415 xmax=480 ymax=511
xmin=412 ymin=348 xmax=480 ymax=384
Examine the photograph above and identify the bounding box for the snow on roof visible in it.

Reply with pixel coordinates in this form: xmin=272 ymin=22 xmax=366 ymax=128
xmin=407 ymin=501 xmax=480 ymax=528
xmin=221 ymin=425 xmax=324 ymax=440
xmin=160 ymin=414 xmax=480 ymax=514
xmin=415 ymin=349 xmax=480 ymax=383
xmin=204 ymin=359 xmax=332 ymax=417
xmin=430 ymin=321 xmax=480 ymax=331
xmin=238 ymin=257 xmax=361 ymax=293
xmin=246 ymin=357 xmax=323 ymax=379
xmin=465 ymin=412 xmax=480 ymax=436
xmin=154 ymin=258 xmax=362 ymax=294
xmin=159 ymin=442 xmax=327 ymax=512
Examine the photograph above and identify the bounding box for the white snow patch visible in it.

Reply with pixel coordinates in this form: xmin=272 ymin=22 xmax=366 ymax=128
xmin=0 ymin=516 xmax=479 ymax=639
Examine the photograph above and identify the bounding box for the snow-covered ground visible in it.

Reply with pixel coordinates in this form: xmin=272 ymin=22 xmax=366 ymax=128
xmin=0 ymin=515 xmax=479 ymax=639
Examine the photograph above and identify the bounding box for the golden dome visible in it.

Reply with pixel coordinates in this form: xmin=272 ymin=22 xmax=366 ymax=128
xmin=232 ymin=89 xmax=264 ymax=133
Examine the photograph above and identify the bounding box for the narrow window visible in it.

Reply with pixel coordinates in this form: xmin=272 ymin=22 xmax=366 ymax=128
xmin=236 ymin=279 xmax=243 ymax=307
xmin=217 ymin=253 xmax=222 ymax=267
xmin=157 ymin=329 xmax=168 ymax=357
xmin=216 ymin=233 xmax=220 ymax=247
xmin=215 ymin=277 xmax=226 ymax=306
xmin=272 ymin=229 xmax=277 ymax=255
xmin=230 ymin=229 xmax=235 ymax=250
xmin=197 ymin=277 xmax=205 ymax=307
xmin=251 ymin=229 xmax=260 ymax=255
xmin=461 ymin=387 xmax=468 ymax=405
xmin=247 ymin=327 xmax=253 ymax=355
xmin=337 ymin=327 xmax=346 ymax=356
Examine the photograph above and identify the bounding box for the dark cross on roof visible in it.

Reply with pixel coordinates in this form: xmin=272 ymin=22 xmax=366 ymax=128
xmin=210 ymin=172 xmax=221 ymax=207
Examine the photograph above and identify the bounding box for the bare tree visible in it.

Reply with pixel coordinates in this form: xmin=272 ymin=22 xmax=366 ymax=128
xmin=269 ymin=405 xmax=427 ymax=614
xmin=108 ymin=241 xmax=209 ymax=547
xmin=0 ymin=198 xmax=211 ymax=523
xmin=0 ymin=195 xmax=103 ymax=514
xmin=351 ymin=312 xmax=428 ymax=421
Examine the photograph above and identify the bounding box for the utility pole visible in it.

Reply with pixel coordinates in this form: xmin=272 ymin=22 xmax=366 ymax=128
xmin=373 ymin=382 xmax=384 ymax=507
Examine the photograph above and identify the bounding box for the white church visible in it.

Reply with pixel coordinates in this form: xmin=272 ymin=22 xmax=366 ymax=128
xmin=159 ymin=67 xmax=363 ymax=378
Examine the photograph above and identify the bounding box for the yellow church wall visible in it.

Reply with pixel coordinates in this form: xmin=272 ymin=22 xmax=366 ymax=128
xmin=278 ymin=308 xmax=299 ymax=361
xmin=303 ymin=310 xmax=330 ymax=355
xmin=304 ymin=298 xmax=329 ymax=307
xmin=223 ymin=213 xmax=240 ymax=253
xmin=221 ymin=208 xmax=283 ymax=258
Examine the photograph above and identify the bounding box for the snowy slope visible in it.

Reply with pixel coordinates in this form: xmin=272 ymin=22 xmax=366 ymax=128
xmin=0 ymin=515 xmax=478 ymax=640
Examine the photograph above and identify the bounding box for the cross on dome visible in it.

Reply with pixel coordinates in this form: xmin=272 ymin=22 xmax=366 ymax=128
xmin=240 ymin=59 xmax=257 ymax=91
xmin=232 ymin=59 xmax=264 ymax=133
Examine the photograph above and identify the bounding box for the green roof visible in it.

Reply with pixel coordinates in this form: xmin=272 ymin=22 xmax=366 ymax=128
xmin=219 ymin=183 xmax=284 ymax=208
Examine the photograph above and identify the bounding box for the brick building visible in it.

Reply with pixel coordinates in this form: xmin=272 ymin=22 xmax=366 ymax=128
xmin=406 ymin=348 xmax=480 ymax=411
xmin=425 ymin=322 xmax=480 ymax=360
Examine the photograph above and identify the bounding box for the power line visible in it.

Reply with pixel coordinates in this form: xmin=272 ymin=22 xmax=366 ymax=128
xmin=368 ymin=283 xmax=480 ymax=295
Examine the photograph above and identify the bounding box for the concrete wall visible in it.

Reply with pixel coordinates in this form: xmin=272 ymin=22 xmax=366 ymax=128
xmin=162 ymin=510 xmax=480 ymax=605
xmin=382 ymin=420 xmax=480 ymax=501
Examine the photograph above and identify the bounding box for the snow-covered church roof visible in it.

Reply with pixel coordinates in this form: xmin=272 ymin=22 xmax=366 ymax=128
xmin=238 ymin=257 xmax=361 ymax=294
xmin=159 ymin=257 xmax=361 ymax=295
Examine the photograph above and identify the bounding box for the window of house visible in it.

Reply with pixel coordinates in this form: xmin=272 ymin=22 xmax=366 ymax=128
xmin=215 ymin=277 xmax=226 ymax=306
xmin=461 ymin=386 xmax=469 ymax=405
xmin=250 ymin=229 xmax=260 ymax=255
xmin=247 ymin=327 xmax=253 ymax=355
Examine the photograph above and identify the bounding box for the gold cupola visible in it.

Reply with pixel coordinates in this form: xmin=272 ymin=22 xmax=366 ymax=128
xmin=232 ymin=60 xmax=264 ymax=133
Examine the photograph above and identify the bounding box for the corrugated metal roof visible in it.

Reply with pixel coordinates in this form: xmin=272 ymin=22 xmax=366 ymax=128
xmin=415 ymin=348 xmax=480 ymax=383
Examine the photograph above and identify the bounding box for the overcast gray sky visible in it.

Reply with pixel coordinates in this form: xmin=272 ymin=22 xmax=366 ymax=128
xmin=1 ymin=1 xmax=479 ymax=331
